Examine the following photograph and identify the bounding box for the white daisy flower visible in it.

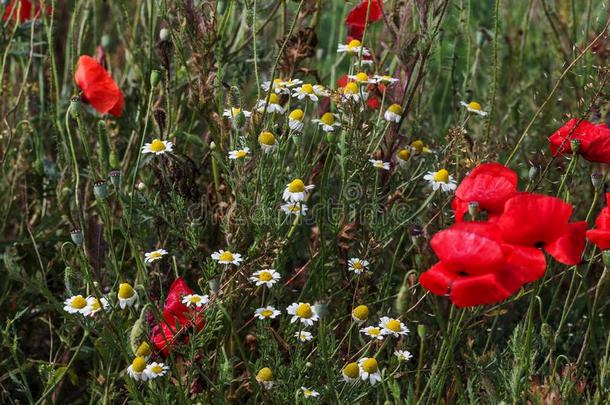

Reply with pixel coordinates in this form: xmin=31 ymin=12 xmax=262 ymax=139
xmin=460 ymin=100 xmax=488 ymax=116
xmin=295 ymin=331 xmax=314 ymax=343
xmin=142 ymin=139 xmax=173 ymax=155
xmin=255 ymin=93 xmax=285 ymax=114
xmin=313 ymin=112 xmax=341 ymax=133
xmin=261 ymin=78 xmax=286 ymax=94
xmin=423 ymin=169 xmax=457 ymax=192
xmin=223 ymin=107 xmax=252 ymax=120
xmin=394 ymin=350 xmax=413 ymax=362
xmin=369 ymin=159 xmax=390 ymax=171
xmin=211 ymin=250 xmax=243 ymax=266
xmin=254 ymin=306 xmax=281 ymax=320
xmin=373 ymin=74 xmax=399 ymax=84
xmin=342 ymin=362 xmax=360 ymax=383
xmin=256 ymin=367 xmax=274 ymax=389
xmin=383 ymin=104 xmax=403 ymax=123
xmin=144 ymin=249 xmax=168 ymax=264
xmin=127 ymin=357 xmax=148 ymax=381
xmin=348 ymin=258 xmax=369 ymax=275
xmin=337 ymin=39 xmax=370 ymax=56
xmin=282 ymin=78 xmax=303 ymax=89
xmin=282 ymin=179 xmax=315 ymax=202
xmin=341 ymin=82 xmax=366 ymax=102
xmin=63 ymin=295 xmax=89 ymax=314
xmin=354 ymin=56 xmax=374 ymax=66
xmin=288 ymin=109 xmax=305 ymax=132
xmin=301 ymin=387 xmax=320 ymax=398
xmin=144 ymin=362 xmax=169 ymax=380
xmin=379 ymin=316 xmax=410 ymax=337
xmin=360 ymin=326 xmax=385 ymax=340
xmin=313 ymin=85 xmax=330 ymax=97
xmin=358 ymin=357 xmax=382 ymax=385
xmin=258 ymin=131 xmax=278 ymax=153
xmin=182 ymin=294 xmax=209 ymax=308
xmin=292 ymin=84 xmax=318 ymax=102
xmin=228 ymin=147 xmax=250 ymax=160
xmin=348 ymin=72 xmax=375 ymax=84
xmin=118 ymin=283 xmax=138 ymax=309
xmin=82 ymin=296 xmax=109 ymax=317
xmin=396 ymin=149 xmax=411 ymax=166
xmin=280 ymin=202 xmax=309 ymax=216
xmin=287 ymin=302 xmax=319 ymax=326
xmin=249 ymin=269 xmax=281 ymax=288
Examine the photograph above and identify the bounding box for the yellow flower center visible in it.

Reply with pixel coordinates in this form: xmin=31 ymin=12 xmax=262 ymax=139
xmin=352 ymin=261 xmax=363 ymax=270
xmin=398 ymin=149 xmax=411 ymax=161
xmin=190 ymin=295 xmax=202 ymax=303
xmin=71 ymin=295 xmax=87 ymax=309
xmin=89 ymin=298 xmax=101 ymax=311
xmin=150 ymin=139 xmax=166 ymax=152
xmin=131 ymin=357 xmax=147 ymax=373
xmin=258 ymin=271 xmax=273 ymax=282
xmin=151 ymin=365 xmax=163 ymax=374
xmin=268 ymin=93 xmax=280 ymax=104
xmin=234 ymin=150 xmax=247 ymax=159
xmin=433 ymin=169 xmax=449 ymax=183
xmin=344 ymin=82 xmax=359 ymax=94
xmin=288 ymin=205 xmax=301 ymax=212
xmin=467 ymin=101 xmax=481 ymax=111
xmin=343 ymin=362 xmax=360 ymax=378
xmin=410 ymin=140 xmax=424 ymax=152
xmin=320 ymin=112 xmax=335 ymax=126
xmin=362 ymin=358 xmax=378 ymax=373
xmin=303 ymin=389 xmax=313 ymax=396
xmin=118 ymin=283 xmax=135 ymax=299
xmin=136 ymin=342 xmax=151 ymax=357
xmin=352 ymin=305 xmax=369 ymax=320
xmin=258 ymin=131 xmax=276 ymax=146
xmin=301 ymin=84 xmax=314 ymax=94
xmin=369 ymin=327 xmax=382 ymax=336
xmin=386 ymin=319 xmax=401 ymax=332
xmin=273 ymin=78 xmax=283 ymax=85
xmin=387 ymin=104 xmax=403 ymax=114
xmin=295 ymin=303 xmax=313 ymax=319
xmin=219 ymin=251 xmax=235 ymax=262
xmin=289 ymin=109 xmax=304 ymax=121
xmin=231 ymin=107 xmax=241 ymax=116
xmin=288 ymin=179 xmax=305 ymax=193
xmin=261 ymin=309 xmax=273 ymax=317
xmin=347 ymin=39 xmax=361 ymax=49
xmin=257 ymin=367 xmax=273 ymax=382
xmin=355 ymin=72 xmax=369 ymax=82
xmin=149 ymin=251 xmax=162 ymax=259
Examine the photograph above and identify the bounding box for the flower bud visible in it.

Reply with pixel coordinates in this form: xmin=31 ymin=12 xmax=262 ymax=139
xmin=109 ymin=150 xmax=121 ymax=169
xmin=325 ymin=132 xmax=336 ymax=143
xmin=210 ymin=141 xmax=217 ymax=150
xmin=69 ymin=96 xmax=82 ymax=119
xmin=109 ymin=170 xmax=121 ymax=187
xmin=94 ymin=180 xmax=109 ymax=199
xmin=159 ymin=28 xmax=170 ymax=41
xmin=591 ymin=172 xmax=604 ymax=189
xmin=101 ymin=34 xmax=112 ymax=50
xmin=136 ymin=182 xmax=146 ymax=191
xmin=234 ymin=111 xmax=246 ymax=130
xmin=417 ymin=324 xmax=426 ymax=339
xmin=570 ymin=139 xmax=580 ymax=153
xmin=70 ymin=228 xmax=83 ymax=246
xmin=528 ymin=166 xmax=538 ymax=180
xmin=150 ymin=69 xmax=161 ymax=87
xmin=468 ymin=201 xmax=480 ymax=220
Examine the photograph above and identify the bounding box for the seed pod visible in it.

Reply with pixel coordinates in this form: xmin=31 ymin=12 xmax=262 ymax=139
xmin=150 ymin=69 xmax=161 ymax=88
xmin=109 ymin=170 xmax=121 ymax=187
xmin=69 ymin=97 xmax=82 ymax=119
xmin=64 ymin=266 xmax=74 ymax=295
xmin=130 ymin=308 xmax=149 ymax=354
xmin=93 ymin=180 xmax=109 ymax=199
xmin=70 ymin=228 xmax=83 ymax=246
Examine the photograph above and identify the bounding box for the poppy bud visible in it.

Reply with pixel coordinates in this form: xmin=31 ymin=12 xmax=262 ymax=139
xmin=109 ymin=170 xmax=121 ymax=187
xmin=603 ymin=250 xmax=610 ymax=268
xmin=230 ymin=86 xmax=241 ymax=107
xmin=101 ymin=34 xmax=113 ymax=50
xmin=150 ymin=69 xmax=162 ymax=87
xmin=591 ymin=172 xmax=604 ymax=189
xmin=64 ymin=266 xmax=74 ymax=295
xmin=109 ymin=150 xmax=121 ymax=169
xmin=93 ymin=180 xmax=109 ymax=199
xmin=210 ymin=141 xmax=217 ymax=151
xmin=233 ymin=111 xmax=246 ymax=130
xmin=69 ymin=96 xmax=82 ymax=119
xmin=570 ymin=139 xmax=580 ymax=153
xmin=325 ymin=132 xmax=336 ymax=143
xmin=528 ymin=166 xmax=538 ymax=180
xmin=468 ymin=201 xmax=480 ymax=220
xmin=417 ymin=324 xmax=426 ymax=338
xmin=540 ymin=322 xmax=553 ymax=346
xmin=130 ymin=317 xmax=147 ymax=355
xmin=70 ymin=228 xmax=83 ymax=246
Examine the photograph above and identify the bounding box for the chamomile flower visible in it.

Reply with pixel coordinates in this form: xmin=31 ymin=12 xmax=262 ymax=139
xmin=352 ymin=304 xmax=369 ymax=323
xmin=258 ymin=131 xmax=278 ymax=153
xmin=82 ymin=296 xmax=109 ymax=317
xmin=118 ymin=283 xmax=138 ymax=309
xmin=283 ymin=179 xmax=315 ymax=202
xmin=313 ymin=112 xmax=341 ymax=132
xmin=396 ymin=149 xmax=411 ymax=166
xmin=63 ymin=295 xmax=89 ymax=314
xmin=337 ymin=39 xmax=370 ymax=56
xmin=341 ymin=82 xmax=366 ymax=102
xmin=460 ymin=100 xmax=488 ymax=116
xmin=182 ymin=294 xmax=209 ymax=309
xmin=282 ymin=78 xmax=303 ymax=89
xmin=288 ymin=109 xmax=305 ymax=132
xmin=358 ymin=357 xmax=382 ymax=385
xmin=295 ymin=330 xmax=314 ymax=343
xmin=379 ymin=316 xmax=410 ymax=337
xmin=255 ymin=93 xmax=285 ymax=114
xmin=373 ymin=74 xmax=400 ymax=85
xmin=228 ymin=147 xmax=250 ymax=160
xmin=127 ymin=356 xmax=148 ymax=381
xmin=355 ymin=55 xmax=374 ymax=66
xmin=144 ymin=362 xmax=169 ymax=380
xmin=410 ymin=139 xmax=433 ymax=154
xmin=361 ymin=326 xmax=385 ymax=340
xmin=254 ymin=306 xmax=281 ymax=320
xmin=369 ymin=159 xmax=390 ymax=170
xmin=261 ymin=78 xmax=286 ymax=94
xmin=144 ymin=249 xmax=168 ymax=264
xmin=135 ymin=342 xmax=152 ymax=359
xmin=301 ymin=387 xmax=320 ymax=398
xmin=287 ymin=302 xmax=319 ymax=326
xmin=348 ymin=258 xmax=369 ymax=275
xmin=211 ymin=250 xmax=243 ymax=266
xmin=292 ymin=84 xmax=318 ymax=102
xmin=142 ymin=139 xmax=173 ymax=155
xmin=423 ymin=169 xmax=457 ymax=192
xmin=313 ymin=84 xmax=330 ymax=97
xmin=384 ymin=104 xmax=403 ymax=123
xmin=256 ymin=367 xmax=274 ymax=389
xmin=348 ymin=72 xmax=375 ymax=84
xmin=249 ymin=269 xmax=281 ymax=288
xmin=281 ymin=202 xmax=309 ymax=216
xmin=342 ymin=362 xmax=361 ymax=383
xmin=394 ymin=350 xmax=413 ymax=362
xmin=223 ymin=107 xmax=252 ymax=121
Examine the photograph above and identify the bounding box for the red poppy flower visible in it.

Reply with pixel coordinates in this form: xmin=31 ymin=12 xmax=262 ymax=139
xmin=74 ymin=55 xmax=124 ymax=117
xmin=346 ymin=0 xmax=383 ymax=29
xmin=419 ymin=222 xmax=546 ymax=307
xmin=586 ymin=193 xmax=610 ymax=250
xmin=151 ymin=278 xmax=205 ymax=356
xmin=337 ymin=74 xmax=349 ymax=88
xmin=3 ymin=0 xmax=49 ymax=23
xmin=367 ymin=95 xmax=380 ymax=110
xmin=549 ymin=118 xmax=610 ymax=164
xmin=452 ymin=163 xmax=518 ymax=221
xmin=496 ymin=193 xmax=586 ymax=265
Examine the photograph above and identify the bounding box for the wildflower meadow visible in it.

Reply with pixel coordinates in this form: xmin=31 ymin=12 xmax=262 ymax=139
xmin=1 ymin=0 xmax=610 ymax=403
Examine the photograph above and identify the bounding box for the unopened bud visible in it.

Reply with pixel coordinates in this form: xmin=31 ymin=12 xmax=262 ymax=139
xmin=136 ymin=182 xmax=146 ymax=191
xmin=70 ymin=228 xmax=83 ymax=246
xmin=150 ymin=70 xmax=161 ymax=87
xmin=109 ymin=150 xmax=121 ymax=169
xmin=570 ymin=139 xmax=580 ymax=153
xmin=210 ymin=141 xmax=217 ymax=151
xmin=417 ymin=324 xmax=426 ymax=339
xmin=101 ymin=34 xmax=112 ymax=50
xmin=93 ymin=180 xmax=109 ymax=199
xmin=591 ymin=172 xmax=604 ymax=189
xmin=159 ymin=28 xmax=170 ymax=41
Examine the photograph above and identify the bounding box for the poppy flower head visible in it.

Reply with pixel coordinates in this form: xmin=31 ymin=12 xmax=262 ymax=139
xmin=549 ymin=118 xmax=610 ymax=164
xmin=586 ymin=193 xmax=610 ymax=250
xmin=3 ymin=0 xmax=50 ymax=23
xmin=74 ymin=55 xmax=124 ymax=117
xmin=346 ymin=0 xmax=383 ymax=28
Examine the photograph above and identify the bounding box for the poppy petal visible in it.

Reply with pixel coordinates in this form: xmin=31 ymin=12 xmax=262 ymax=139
xmin=450 ymin=273 xmax=511 ymax=308
xmin=151 ymin=322 xmax=176 ymax=357
xmin=74 ymin=55 xmax=124 ymax=116
xmin=545 ymin=221 xmax=587 ymax=265
xmin=419 ymin=262 xmax=456 ymax=295
xmin=451 ymin=197 xmax=469 ymax=222
xmin=497 ymin=244 xmax=547 ymax=291
xmin=163 ymin=278 xmax=193 ymax=328
xmin=346 ymin=0 xmax=383 ymax=28
xmin=586 ymin=229 xmax=610 ymax=251
xmin=455 ymin=162 xmax=518 ymax=215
